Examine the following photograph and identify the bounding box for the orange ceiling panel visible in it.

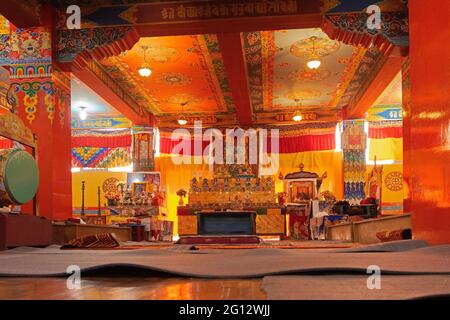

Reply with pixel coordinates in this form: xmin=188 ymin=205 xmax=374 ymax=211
xmin=99 ymin=35 xmax=234 ymax=116
xmin=373 ymin=72 xmax=402 ymax=106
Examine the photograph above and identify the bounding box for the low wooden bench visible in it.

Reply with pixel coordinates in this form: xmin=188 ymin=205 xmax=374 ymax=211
xmin=326 ymin=214 xmax=412 ymax=244
xmin=0 ymin=213 xmax=52 ymax=250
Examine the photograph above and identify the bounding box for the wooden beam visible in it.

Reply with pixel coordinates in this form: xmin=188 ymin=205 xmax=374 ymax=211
xmin=0 ymin=1 xmax=41 ymax=27
xmin=347 ymin=55 xmax=404 ymax=119
xmin=136 ymin=14 xmax=323 ymax=37
xmin=73 ymin=68 xmax=151 ymax=126
xmin=217 ymin=32 xmax=253 ymax=127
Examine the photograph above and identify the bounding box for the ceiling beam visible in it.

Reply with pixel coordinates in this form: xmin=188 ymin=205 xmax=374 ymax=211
xmin=73 ymin=67 xmax=151 ymax=126
xmin=136 ymin=14 xmax=323 ymax=37
xmin=217 ymin=32 xmax=253 ymax=127
xmin=0 ymin=1 xmax=41 ymax=27
xmin=346 ymin=54 xmax=404 ymax=119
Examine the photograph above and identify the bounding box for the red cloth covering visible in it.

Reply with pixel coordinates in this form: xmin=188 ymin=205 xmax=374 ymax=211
xmin=160 ymin=137 xmax=211 ymax=156
xmin=72 ymin=134 xmax=131 ymax=148
xmin=0 ymin=137 xmax=13 ymax=149
xmin=71 ymin=129 xmax=132 ymax=148
xmin=289 ymin=215 xmax=309 ymax=240
xmin=266 ymin=133 xmax=335 ymax=153
xmin=160 ymin=132 xmax=336 ymax=155
xmin=368 ymin=123 xmax=402 ymax=139
xmin=177 ymin=207 xmax=191 ymax=216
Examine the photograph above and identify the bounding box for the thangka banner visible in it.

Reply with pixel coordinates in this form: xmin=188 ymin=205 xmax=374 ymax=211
xmin=342 ymin=120 xmax=366 ymax=204
xmin=132 ymin=127 xmax=155 ymax=172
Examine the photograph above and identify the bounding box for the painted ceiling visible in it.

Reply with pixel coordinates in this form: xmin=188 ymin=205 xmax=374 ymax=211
xmin=242 ymin=28 xmax=366 ymax=114
xmin=98 ymin=34 xmax=234 ymax=116
xmin=91 ymin=27 xmax=388 ymax=125
xmin=373 ymin=72 xmax=402 ymax=106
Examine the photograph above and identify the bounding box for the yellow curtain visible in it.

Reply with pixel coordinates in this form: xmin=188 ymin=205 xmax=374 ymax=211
xmin=155 ymin=155 xmax=214 ymax=235
xmin=156 ymin=151 xmax=343 ymax=235
xmin=277 ymin=151 xmax=343 ymax=198
xmin=369 ymin=138 xmax=403 ymax=161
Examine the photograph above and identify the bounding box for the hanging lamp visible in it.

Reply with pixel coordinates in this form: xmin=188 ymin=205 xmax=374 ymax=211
xmin=138 ymin=45 xmax=152 ymax=77
xmin=306 ymin=36 xmax=321 ymax=70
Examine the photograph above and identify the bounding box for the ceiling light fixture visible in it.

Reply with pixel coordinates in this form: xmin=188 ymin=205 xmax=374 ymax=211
xmin=293 ymin=111 xmax=303 ymax=122
xmin=306 ymin=36 xmax=321 ymax=70
xmin=177 ymin=115 xmax=188 ymax=126
xmin=138 ymin=45 xmax=152 ymax=77
xmin=79 ymin=106 xmax=87 ymax=120
xmin=293 ymin=99 xmax=302 ymax=122
xmin=177 ymin=101 xmax=189 ymax=126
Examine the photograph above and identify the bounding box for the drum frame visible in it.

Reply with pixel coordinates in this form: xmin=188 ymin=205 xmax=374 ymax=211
xmin=0 ymin=112 xmax=38 ymax=216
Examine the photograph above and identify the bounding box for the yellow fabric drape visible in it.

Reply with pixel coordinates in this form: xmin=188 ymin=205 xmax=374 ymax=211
xmin=277 ymin=151 xmax=343 ymax=198
xmin=369 ymin=138 xmax=403 ymax=161
xmin=155 ymin=151 xmax=343 ymax=235
xmin=155 ymin=156 xmax=215 ymax=235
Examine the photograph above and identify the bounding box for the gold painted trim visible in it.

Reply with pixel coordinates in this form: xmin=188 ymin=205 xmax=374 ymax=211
xmin=0 ymin=112 xmax=36 ymax=147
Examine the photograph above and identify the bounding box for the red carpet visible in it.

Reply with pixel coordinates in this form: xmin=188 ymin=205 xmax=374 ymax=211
xmin=176 ymin=235 xmax=261 ymax=245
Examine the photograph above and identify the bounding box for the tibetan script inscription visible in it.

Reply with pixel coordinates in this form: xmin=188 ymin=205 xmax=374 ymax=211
xmin=161 ymin=0 xmax=301 ymax=21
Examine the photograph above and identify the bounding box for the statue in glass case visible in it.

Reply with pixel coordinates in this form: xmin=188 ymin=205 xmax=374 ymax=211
xmin=283 ymin=163 xmax=327 ymax=203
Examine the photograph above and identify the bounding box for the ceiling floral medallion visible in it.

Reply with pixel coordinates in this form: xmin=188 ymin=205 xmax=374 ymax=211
xmin=146 ymin=46 xmax=180 ymax=63
xmin=288 ymin=68 xmax=331 ymax=82
xmin=287 ymin=89 xmax=322 ymax=100
xmin=156 ymin=72 xmax=192 ymax=86
xmin=290 ymin=36 xmax=340 ymax=59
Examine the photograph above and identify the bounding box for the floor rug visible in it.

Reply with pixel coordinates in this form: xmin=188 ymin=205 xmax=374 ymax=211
xmin=61 ymin=233 xmax=120 ymax=249
xmin=1 ymin=242 xmax=450 ymax=278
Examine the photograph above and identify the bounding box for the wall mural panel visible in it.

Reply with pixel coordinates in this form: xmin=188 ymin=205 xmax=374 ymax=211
xmin=0 ymin=18 xmax=61 ymax=126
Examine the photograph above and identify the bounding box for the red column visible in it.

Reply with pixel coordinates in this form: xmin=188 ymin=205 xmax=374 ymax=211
xmin=51 ymin=71 xmax=72 ymax=220
xmin=13 ymin=78 xmax=53 ymax=217
xmin=6 ymin=19 xmax=72 ymax=220
xmin=406 ymin=0 xmax=450 ymax=244
xmin=13 ymin=74 xmax=71 ymax=220
xmin=402 ymin=58 xmax=411 ymax=213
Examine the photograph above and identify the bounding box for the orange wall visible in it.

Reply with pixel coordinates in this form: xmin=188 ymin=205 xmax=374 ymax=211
xmin=406 ymin=0 xmax=450 ymax=244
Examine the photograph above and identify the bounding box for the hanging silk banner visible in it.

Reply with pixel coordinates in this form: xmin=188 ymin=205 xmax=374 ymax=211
xmin=342 ymin=120 xmax=366 ymax=204
xmin=71 ymin=129 xmax=132 ymax=168
xmin=132 ymin=127 xmax=154 ymax=172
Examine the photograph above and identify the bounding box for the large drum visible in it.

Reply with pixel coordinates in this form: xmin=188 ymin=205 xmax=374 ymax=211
xmin=0 ymin=149 xmax=39 ymax=206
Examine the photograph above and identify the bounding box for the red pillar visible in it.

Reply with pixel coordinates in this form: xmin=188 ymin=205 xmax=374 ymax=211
xmin=51 ymin=71 xmax=72 ymax=220
xmin=15 ymin=79 xmax=53 ymax=217
xmin=406 ymin=0 xmax=450 ymax=244
xmin=13 ymin=73 xmax=71 ymax=220
xmin=6 ymin=20 xmax=72 ymax=220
